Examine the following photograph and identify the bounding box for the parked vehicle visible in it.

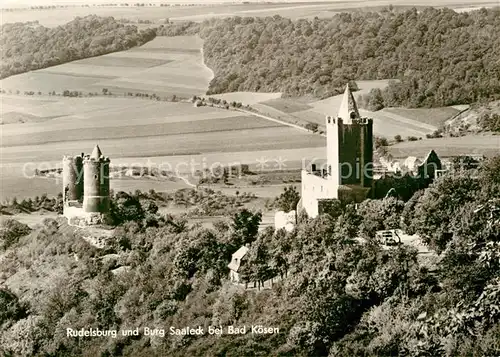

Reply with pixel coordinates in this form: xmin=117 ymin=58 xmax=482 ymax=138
xmin=375 ymin=229 xmax=402 ymax=246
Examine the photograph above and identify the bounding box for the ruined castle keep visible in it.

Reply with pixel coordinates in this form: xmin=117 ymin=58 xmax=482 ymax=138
xmin=300 ymin=84 xmax=374 ymax=218
xmin=62 ymin=145 xmax=111 ymax=225
xmin=62 ymin=154 xmax=84 ymax=202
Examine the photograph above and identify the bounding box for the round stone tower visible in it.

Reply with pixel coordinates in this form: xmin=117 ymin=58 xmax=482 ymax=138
xmin=83 ymin=145 xmax=110 ymax=213
xmin=62 ymin=154 xmax=84 ymax=202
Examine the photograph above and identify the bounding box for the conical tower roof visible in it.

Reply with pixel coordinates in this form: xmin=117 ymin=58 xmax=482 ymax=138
xmin=337 ymin=84 xmax=360 ymax=123
xmin=90 ymin=145 xmax=102 ymax=159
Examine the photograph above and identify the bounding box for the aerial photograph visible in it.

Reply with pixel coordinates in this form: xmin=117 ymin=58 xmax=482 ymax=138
xmin=0 ymin=0 xmax=499 ymax=356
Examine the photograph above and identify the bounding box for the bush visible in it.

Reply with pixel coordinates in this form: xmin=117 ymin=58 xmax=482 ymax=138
xmin=0 ymin=288 xmax=28 ymax=325
xmin=375 ymin=136 xmax=389 ymax=148
xmin=110 ymin=192 xmax=145 ymax=225
xmin=275 ymin=186 xmax=300 ymax=212
xmin=0 ymin=219 xmax=31 ymax=250
xmin=426 ymin=130 xmax=443 ymax=139
xmin=305 ymin=122 xmax=319 ymax=132
xmin=478 ymin=112 xmax=500 ymax=132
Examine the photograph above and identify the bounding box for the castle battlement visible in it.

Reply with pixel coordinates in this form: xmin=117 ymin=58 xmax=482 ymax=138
xmin=326 ymin=116 xmax=372 ymax=126
xmin=63 ymin=154 xmax=84 ymax=161
xmin=62 ymin=145 xmax=111 ymax=226
xmin=83 ymin=155 xmax=111 ymax=163
xmin=300 ymin=84 xmax=374 ymax=218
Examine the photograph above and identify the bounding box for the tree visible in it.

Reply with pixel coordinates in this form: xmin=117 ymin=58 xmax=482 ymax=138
xmin=479 ymin=112 xmax=500 ymax=132
xmin=0 ymin=219 xmax=31 ymax=250
xmin=275 ymin=185 xmax=300 ymax=212
xmin=239 ymin=237 xmax=273 ymax=290
xmin=367 ymin=88 xmax=385 ymax=111
xmin=0 ymin=288 xmax=27 ymax=325
xmin=409 ymin=173 xmax=481 ymax=252
xmin=450 ymin=155 xmax=481 ymax=171
xmin=109 ymin=192 xmax=145 ymax=225
xmin=318 ymin=199 xmax=343 ymax=219
xmin=195 ymin=10 xmax=500 ymax=106
xmin=0 ymin=316 xmax=41 ymax=356
xmin=305 ymin=122 xmax=319 ymax=132
xmin=231 ymin=209 xmax=262 ymax=246
xmin=357 ymin=198 xmax=405 ymax=239
xmin=374 ymin=136 xmax=389 ymax=149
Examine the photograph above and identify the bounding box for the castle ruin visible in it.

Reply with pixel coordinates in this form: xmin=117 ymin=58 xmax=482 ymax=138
xmin=62 ymin=145 xmax=111 ymax=225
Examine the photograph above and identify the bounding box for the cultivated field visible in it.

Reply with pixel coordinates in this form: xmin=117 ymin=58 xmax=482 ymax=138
xmin=0 ymin=212 xmax=59 ymax=228
xmin=0 ymin=36 xmax=213 ymax=98
xmin=389 ymin=134 xmax=500 ymax=158
xmin=260 ymin=98 xmax=314 ymax=113
xmin=364 ymin=109 xmax=439 ymax=138
xmin=383 ymin=107 xmax=463 ymax=127
xmin=2 ymin=2 xmax=497 ymax=201
xmin=293 ymin=105 xmax=456 ymax=138
xmin=306 ymin=80 xmax=391 ymax=110
xmin=209 ymin=92 xmax=282 ymax=106
xmin=252 ymin=80 xmax=449 ymax=138
xmin=0 ymin=27 xmax=325 ymax=202
xmin=0 ymin=93 xmax=325 ymax=200
xmin=2 ymin=1 xmax=497 ymax=26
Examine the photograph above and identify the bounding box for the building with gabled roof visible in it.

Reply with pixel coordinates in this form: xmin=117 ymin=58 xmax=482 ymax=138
xmin=418 ymin=149 xmax=442 ymax=179
xmin=228 ymin=245 xmax=249 ymax=283
xmin=375 ymin=149 xmax=443 ymax=179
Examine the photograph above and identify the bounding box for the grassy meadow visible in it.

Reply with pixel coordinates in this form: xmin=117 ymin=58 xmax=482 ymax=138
xmin=389 ymin=133 xmax=500 ymax=158
xmin=383 ymin=106 xmax=465 ymax=127
xmin=208 ymin=92 xmax=282 ymax=106
xmin=252 ymin=80 xmax=452 ymax=138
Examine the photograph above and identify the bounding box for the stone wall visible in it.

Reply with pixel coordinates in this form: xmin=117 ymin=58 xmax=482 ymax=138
xmin=301 ymin=170 xmax=338 ymax=218
xmin=274 ymin=210 xmax=296 ymax=232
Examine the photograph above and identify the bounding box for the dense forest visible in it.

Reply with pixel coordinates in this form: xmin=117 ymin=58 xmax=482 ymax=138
xmin=161 ymin=7 xmax=500 ymax=107
xmin=0 ymin=16 xmax=156 ymax=79
xmin=1 ymin=156 xmax=499 ymax=356
xmin=3 ymin=8 xmax=499 ymax=108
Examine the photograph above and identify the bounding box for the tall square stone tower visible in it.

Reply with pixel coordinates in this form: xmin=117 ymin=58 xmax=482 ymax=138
xmin=300 ymin=84 xmax=374 ymax=218
xmin=326 ymin=84 xmax=373 ymax=190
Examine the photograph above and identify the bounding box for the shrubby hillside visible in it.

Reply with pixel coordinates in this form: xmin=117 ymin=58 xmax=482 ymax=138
xmin=0 ymin=156 xmax=499 ymax=356
xmin=0 ymin=16 xmax=156 ymax=79
xmin=443 ymin=100 xmax=500 ymax=134
xmin=163 ymin=7 xmax=500 ymax=106
xmin=472 ymin=100 xmax=500 ymax=132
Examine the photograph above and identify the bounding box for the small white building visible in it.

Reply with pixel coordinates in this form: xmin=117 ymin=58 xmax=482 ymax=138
xmin=274 ymin=210 xmax=297 ymax=232
xmin=228 ymin=245 xmax=249 ymax=283
xmin=403 ymin=156 xmax=422 ymax=174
